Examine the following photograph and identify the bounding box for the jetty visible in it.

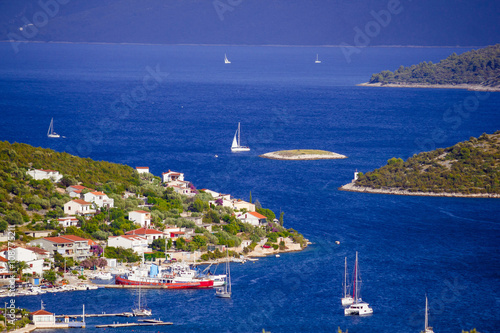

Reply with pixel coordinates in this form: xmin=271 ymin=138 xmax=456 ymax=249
xmin=95 ymin=320 xmax=173 ymax=328
xmin=55 ymin=312 xmax=134 ymax=318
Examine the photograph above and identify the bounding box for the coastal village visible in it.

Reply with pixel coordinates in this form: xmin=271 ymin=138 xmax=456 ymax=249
xmin=0 ymin=157 xmax=307 ymax=331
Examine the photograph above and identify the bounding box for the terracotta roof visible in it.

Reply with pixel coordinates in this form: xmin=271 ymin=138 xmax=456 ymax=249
xmin=41 ymin=169 xmax=58 ymax=173
xmin=126 ymin=228 xmax=163 ymax=235
xmin=170 ymin=231 xmax=185 ymax=235
xmin=248 ymin=212 xmax=267 ymax=219
xmin=131 ymin=210 xmax=149 ymax=214
xmin=136 ymin=167 xmax=149 ymax=169
xmin=89 ymin=191 xmax=106 ymax=196
xmin=119 ymin=235 xmax=147 ymax=241
xmin=58 ymin=217 xmax=78 ymax=221
xmin=69 ymin=185 xmax=87 ymax=190
xmin=0 ymin=256 xmax=8 ymax=262
xmin=31 ymin=309 xmax=53 ymax=316
xmin=25 ymin=247 xmax=49 ymax=255
xmin=60 ymin=235 xmax=88 ymax=242
xmin=71 ymin=199 xmax=91 ymax=205
xmin=44 ymin=237 xmax=73 ymax=244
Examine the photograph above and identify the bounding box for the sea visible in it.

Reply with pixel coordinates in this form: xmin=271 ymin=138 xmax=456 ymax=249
xmin=0 ymin=42 xmax=499 ymax=333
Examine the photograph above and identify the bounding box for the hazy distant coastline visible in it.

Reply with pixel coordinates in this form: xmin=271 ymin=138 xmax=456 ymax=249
xmin=358 ymin=82 xmax=500 ymax=92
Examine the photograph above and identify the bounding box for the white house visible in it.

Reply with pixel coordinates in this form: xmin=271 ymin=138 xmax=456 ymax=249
xmin=125 ymin=228 xmax=165 ymax=244
xmin=238 ymin=211 xmax=268 ymax=227
xmin=66 ymin=185 xmax=93 ymax=199
xmin=167 ymin=182 xmax=197 ymax=197
xmin=108 ymin=235 xmax=149 ymax=254
xmin=1 ymin=247 xmax=50 ymax=276
xmin=136 ymin=167 xmax=150 ymax=174
xmin=26 ymin=169 xmax=63 ymax=182
xmin=30 ymin=310 xmax=55 ymax=327
xmin=83 ymin=191 xmax=114 ymax=209
xmin=128 ymin=210 xmax=151 ymax=228
xmin=57 ymin=217 xmax=79 ymax=228
xmin=231 ymin=199 xmax=255 ymax=212
xmin=162 ymin=170 xmax=184 ymax=183
xmin=63 ymin=199 xmax=94 ymax=216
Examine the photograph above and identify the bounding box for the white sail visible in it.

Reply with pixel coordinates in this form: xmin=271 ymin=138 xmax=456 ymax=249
xmin=47 ymin=118 xmax=60 ymax=138
xmin=224 ymin=53 xmax=231 ymax=64
xmin=231 ymin=122 xmax=250 ymax=152
xmin=231 ymin=131 xmax=238 ymax=148
xmin=315 ymin=54 xmax=321 ymax=63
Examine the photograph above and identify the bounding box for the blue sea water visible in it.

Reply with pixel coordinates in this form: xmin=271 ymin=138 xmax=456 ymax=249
xmin=0 ymin=43 xmax=499 ymax=333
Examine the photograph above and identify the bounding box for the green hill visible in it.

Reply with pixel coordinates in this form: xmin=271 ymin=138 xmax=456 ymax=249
xmin=367 ymin=44 xmax=500 ymax=88
xmin=352 ymin=132 xmax=500 ymax=196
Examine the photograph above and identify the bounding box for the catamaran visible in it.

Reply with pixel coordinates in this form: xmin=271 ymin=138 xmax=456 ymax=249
xmin=224 ymin=53 xmax=231 ymax=64
xmin=315 ymin=54 xmax=321 ymax=64
xmin=341 ymin=257 xmax=354 ymax=306
xmin=344 ymin=252 xmax=373 ymax=316
xmin=215 ymin=250 xmax=232 ymax=298
xmin=47 ymin=118 xmax=60 ymax=138
xmin=424 ymin=296 xmax=434 ymax=333
xmin=231 ymin=122 xmax=250 ymax=152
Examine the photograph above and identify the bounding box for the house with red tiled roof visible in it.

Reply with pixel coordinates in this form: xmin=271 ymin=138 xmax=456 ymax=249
xmin=237 ymin=211 xmax=268 ymax=227
xmin=136 ymin=167 xmax=150 ymax=174
xmin=108 ymin=235 xmax=149 ymax=254
xmin=128 ymin=210 xmax=151 ymax=228
xmin=30 ymin=309 xmax=55 ymax=326
xmin=63 ymin=199 xmax=95 ymax=216
xmin=162 ymin=170 xmax=184 ymax=182
xmin=83 ymin=191 xmax=114 ymax=209
xmin=58 ymin=217 xmax=79 ymax=228
xmin=125 ymin=228 xmax=165 ymax=243
xmin=26 ymin=169 xmax=63 ymax=182
xmin=28 ymin=235 xmax=92 ymax=262
xmin=1 ymin=246 xmax=51 ymax=275
xmin=66 ymin=185 xmax=94 ymax=198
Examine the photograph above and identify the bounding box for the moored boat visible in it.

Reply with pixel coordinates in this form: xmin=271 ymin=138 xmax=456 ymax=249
xmin=344 ymin=252 xmax=373 ymax=316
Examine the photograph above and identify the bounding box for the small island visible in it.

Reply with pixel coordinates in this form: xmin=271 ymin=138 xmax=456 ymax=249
xmin=359 ymin=44 xmax=500 ymax=92
xmin=260 ymin=149 xmax=347 ymax=160
xmin=340 ymin=132 xmax=500 ymax=198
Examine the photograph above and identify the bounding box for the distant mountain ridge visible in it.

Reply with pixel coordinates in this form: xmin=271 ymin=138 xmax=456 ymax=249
xmin=0 ymin=0 xmax=499 ymax=47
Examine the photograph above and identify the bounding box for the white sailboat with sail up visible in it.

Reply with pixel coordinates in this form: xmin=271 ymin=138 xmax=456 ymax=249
xmin=424 ymin=296 xmax=435 ymax=333
xmin=231 ymin=122 xmax=250 ymax=152
xmin=47 ymin=118 xmax=60 ymax=138
xmin=315 ymin=54 xmax=321 ymax=64
xmin=215 ymin=250 xmax=231 ymax=298
xmin=341 ymin=257 xmax=354 ymax=306
xmin=132 ymin=280 xmax=152 ymax=316
xmin=224 ymin=53 xmax=231 ymax=64
xmin=344 ymin=252 xmax=373 ymax=316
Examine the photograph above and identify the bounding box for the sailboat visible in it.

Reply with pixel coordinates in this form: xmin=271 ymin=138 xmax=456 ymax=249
xmin=424 ymin=296 xmax=435 ymax=333
xmin=315 ymin=54 xmax=321 ymax=64
xmin=231 ymin=122 xmax=250 ymax=152
xmin=341 ymin=257 xmax=354 ymax=306
xmin=215 ymin=250 xmax=231 ymax=298
xmin=47 ymin=118 xmax=60 ymax=138
xmin=132 ymin=279 xmax=152 ymax=316
xmin=344 ymin=252 xmax=373 ymax=316
xmin=224 ymin=53 xmax=231 ymax=64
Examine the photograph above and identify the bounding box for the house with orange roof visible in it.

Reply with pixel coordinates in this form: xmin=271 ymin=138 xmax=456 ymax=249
xmin=128 ymin=210 xmax=151 ymax=228
xmin=125 ymin=228 xmax=165 ymax=243
xmin=30 ymin=309 xmax=55 ymax=327
xmin=108 ymin=235 xmax=150 ymax=254
xmin=63 ymin=199 xmax=95 ymax=216
xmin=1 ymin=246 xmax=51 ymax=275
xmin=28 ymin=235 xmax=92 ymax=261
xmin=66 ymin=185 xmax=94 ymax=199
xmin=58 ymin=217 xmax=79 ymax=228
xmin=136 ymin=167 xmax=150 ymax=174
xmin=83 ymin=191 xmax=114 ymax=209
xmin=237 ymin=211 xmax=268 ymax=227
xmin=26 ymin=169 xmax=63 ymax=182
xmin=162 ymin=170 xmax=184 ymax=182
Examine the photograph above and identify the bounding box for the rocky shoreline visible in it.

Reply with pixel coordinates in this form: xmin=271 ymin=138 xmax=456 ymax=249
xmin=260 ymin=150 xmax=347 ymax=160
xmin=340 ymin=181 xmax=500 ymax=198
xmin=358 ymin=82 xmax=500 ymax=92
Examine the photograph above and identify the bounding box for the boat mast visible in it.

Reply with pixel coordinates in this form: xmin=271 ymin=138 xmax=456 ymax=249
xmin=354 ymin=251 xmax=358 ymax=303
xmin=227 ymin=251 xmax=231 ymax=294
xmin=344 ymin=257 xmax=347 ymax=298
xmin=237 ymin=122 xmax=241 ymax=147
xmin=425 ymin=295 xmax=428 ymax=330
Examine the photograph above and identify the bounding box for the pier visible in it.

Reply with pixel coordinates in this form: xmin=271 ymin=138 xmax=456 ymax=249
xmin=55 ymin=312 xmax=134 ymax=318
xmin=95 ymin=321 xmax=173 ymax=328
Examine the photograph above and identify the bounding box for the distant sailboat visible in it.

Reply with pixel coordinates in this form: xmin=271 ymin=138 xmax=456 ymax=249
xmin=344 ymin=252 xmax=373 ymax=316
xmin=424 ymin=296 xmax=434 ymax=333
xmin=341 ymin=257 xmax=354 ymax=306
xmin=315 ymin=54 xmax=321 ymax=64
xmin=132 ymin=280 xmax=152 ymax=316
xmin=224 ymin=53 xmax=231 ymax=64
xmin=231 ymin=122 xmax=250 ymax=152
xmin=47 ymin=118 xmax=60 ymax=138
xmin=215 ymin=250 xmax=232 ymax=298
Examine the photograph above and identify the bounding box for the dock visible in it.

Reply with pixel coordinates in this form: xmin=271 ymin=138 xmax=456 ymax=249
xmin=55 ymin=312 xmax=133 ymax=318
xmin=95 ymin=321 xmax=173 ymax=328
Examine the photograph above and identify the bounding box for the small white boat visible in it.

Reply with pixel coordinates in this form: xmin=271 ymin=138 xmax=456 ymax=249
xmin=341 ymin=257 xmax=354 ymax=306
xmin=47 ymin=118 xmax=60 ymax=138
xmin=275 ymin=254 xmax=280 ymax=258
xmin=344 ymin=252 xmax=373 ymax=316
xmin=315 ymin=54 xmax=321 ymax=64
xmin=246 ymin=258 xmax=259 ymax=262
xmin=215 ymin=250 xmax=232 ymax=298
xmin=224 ymin=53 xmax=231 ymax=64
xmin=132 ymin=280 xmax=152 ymax=317
xmin=424 ymin=296 xmax=435 ymax=333
xmin=231 ymin=122 xmax=250 ymax=152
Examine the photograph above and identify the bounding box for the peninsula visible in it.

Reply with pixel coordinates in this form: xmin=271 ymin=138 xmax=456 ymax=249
xmin=359 ymin=44 xmax=500 ymax=92
xmin=260 ymin=149 xmax=347 ymax=160
xmin=340 ymin=132 xmax=500 ymax=198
